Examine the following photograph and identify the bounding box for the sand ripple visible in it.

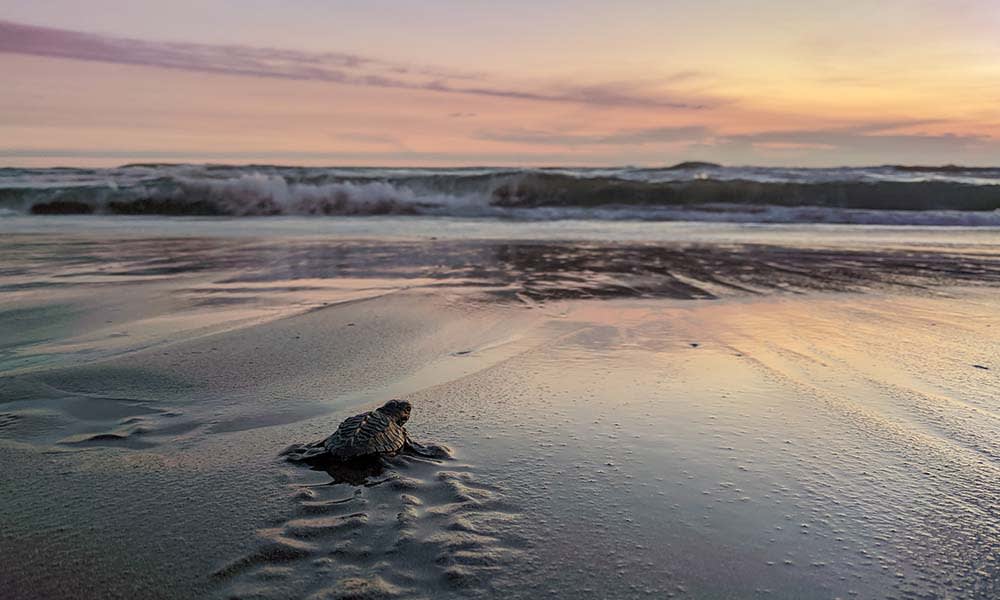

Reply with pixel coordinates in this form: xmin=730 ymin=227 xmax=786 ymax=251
xmin=214 ymin=455 xmax=528 ymax=599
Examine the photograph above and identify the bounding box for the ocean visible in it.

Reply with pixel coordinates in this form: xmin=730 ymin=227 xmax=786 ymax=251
xmin=3 ymin=163 xmax=1000 ymax=225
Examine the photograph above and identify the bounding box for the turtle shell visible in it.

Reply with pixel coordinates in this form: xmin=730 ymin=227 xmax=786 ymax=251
xmin=323 ymin=408 xmax=407 ymax=459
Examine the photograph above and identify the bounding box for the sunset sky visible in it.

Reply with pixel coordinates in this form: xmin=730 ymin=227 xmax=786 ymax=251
xmin=2 ymin=1 xmax=1000 ymax=167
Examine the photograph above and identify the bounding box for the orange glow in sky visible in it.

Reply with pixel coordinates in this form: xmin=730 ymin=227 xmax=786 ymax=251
xmin=2 ymin=1 xmax=999 ymax=167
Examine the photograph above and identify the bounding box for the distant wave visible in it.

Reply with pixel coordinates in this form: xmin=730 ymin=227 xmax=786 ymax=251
xmin=2 ymin=164 xmax=999 ymax=225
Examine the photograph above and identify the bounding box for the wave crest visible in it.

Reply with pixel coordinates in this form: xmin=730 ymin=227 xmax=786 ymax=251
xmin=170 ymin=174 xmax=433 ymax=216
xmin=3 ymin=165 xmax=1000 ymax=225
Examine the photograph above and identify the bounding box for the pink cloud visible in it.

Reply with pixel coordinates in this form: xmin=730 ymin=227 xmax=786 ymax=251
xmin=0 ymin=20 xmax=707 ymax=110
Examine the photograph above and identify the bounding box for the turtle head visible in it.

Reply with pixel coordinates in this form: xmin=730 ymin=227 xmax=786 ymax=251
xmin=378 ymin=399 xmax=412 ymax=425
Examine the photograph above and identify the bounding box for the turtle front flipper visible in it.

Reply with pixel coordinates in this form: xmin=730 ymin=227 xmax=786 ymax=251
xmin=403 ymin=436 xmax=453 ymax=460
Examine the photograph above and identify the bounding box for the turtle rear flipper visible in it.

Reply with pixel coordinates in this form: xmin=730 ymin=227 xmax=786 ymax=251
xmin=281 ymin=441 xmax=328 ymax=462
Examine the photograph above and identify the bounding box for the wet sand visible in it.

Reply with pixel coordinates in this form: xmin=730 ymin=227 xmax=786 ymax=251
xmin=1 ymin=222 xmax=998 ymax=599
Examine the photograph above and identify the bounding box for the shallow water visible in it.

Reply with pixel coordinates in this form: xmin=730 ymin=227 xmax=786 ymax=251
xmin=1 ymin=220 xmax=998 ymax=599
xmin=4 ymin=214 xmax=1000 ymax=247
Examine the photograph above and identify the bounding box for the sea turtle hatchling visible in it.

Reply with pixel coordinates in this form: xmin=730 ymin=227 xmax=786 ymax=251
xmin=283 ymin=399 xmax=448 ymax=464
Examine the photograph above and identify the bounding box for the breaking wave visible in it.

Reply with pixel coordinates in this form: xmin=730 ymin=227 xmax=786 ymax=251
xmin=2 ymin=164 xmax=1000 ymax=225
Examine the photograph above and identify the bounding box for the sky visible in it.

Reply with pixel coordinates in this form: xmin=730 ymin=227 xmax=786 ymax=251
xmin=2 ymin=1 xmax=1000 ymax=167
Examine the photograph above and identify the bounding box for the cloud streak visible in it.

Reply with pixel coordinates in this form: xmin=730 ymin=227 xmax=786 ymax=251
xmin=0 ymin=20 xmax=705 ymax=109
xmin=473 ymin=120 xmax=999 ymax=165
xmin=721 ymin=122 xmax=990 ymax=155
xmin=478 ymin=120 xmax=988 ymax=152
xmin=477 ymin=125 xmax=712 ymax=145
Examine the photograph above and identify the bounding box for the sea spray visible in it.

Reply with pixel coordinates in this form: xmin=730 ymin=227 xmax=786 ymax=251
xmin=4 ymin=164 xmax=1000 ymax=224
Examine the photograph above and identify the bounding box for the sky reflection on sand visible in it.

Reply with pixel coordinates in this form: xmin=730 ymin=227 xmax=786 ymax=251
xmin=2 ymin=223 xmax=999 ymax=373
xmin=0 ymin=221 xmax=998 ymax=598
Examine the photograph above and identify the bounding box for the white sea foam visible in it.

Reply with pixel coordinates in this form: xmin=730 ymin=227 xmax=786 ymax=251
xmin=3 ymin=164 xmax=1000 ymax=224
xmin=176 ymin=173 xmax=436 ymax=216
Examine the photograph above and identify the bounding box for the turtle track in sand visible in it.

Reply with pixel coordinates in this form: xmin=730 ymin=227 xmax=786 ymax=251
xmin=0 ymin=376 xmax=198 ymax=449
xmin=213 ymin=454 xmax=531 ymax=599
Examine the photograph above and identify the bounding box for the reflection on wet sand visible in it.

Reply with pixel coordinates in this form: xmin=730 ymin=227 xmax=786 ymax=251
xmin=5 ymin=235 xmax=1000 ymax=302
xmin=1 ymin=228 xmax=998 ymax=599
xmin=4 ymin=233 xmax=998 ymax=376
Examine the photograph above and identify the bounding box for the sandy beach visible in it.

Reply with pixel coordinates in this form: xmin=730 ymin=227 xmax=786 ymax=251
xmin=1 ymin=218 xmax=998 ymax=599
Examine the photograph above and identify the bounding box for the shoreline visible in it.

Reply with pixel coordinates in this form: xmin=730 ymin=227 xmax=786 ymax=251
xmin=5 ymin=214 xmax=1000 ymax=240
